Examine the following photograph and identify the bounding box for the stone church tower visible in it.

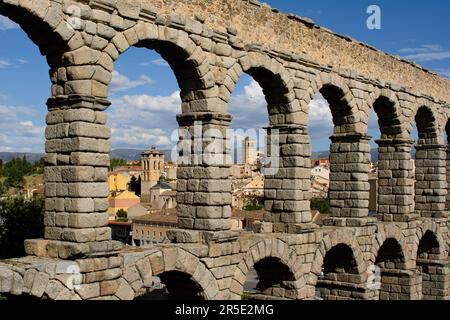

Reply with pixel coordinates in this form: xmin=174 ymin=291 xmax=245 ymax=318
xmin=243 ymin=136 xmax=257 ymax=165
xmin=140 ymin=147 xmax=164 ymax=203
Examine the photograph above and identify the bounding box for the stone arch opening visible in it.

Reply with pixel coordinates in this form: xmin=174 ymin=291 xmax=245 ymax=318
xmin=374 ymin=238 xmax=419 ymax=300
xmin=135 ymin=270 xmax=205 ymax=300
xmin=318 ymin=84 xmax=354 ymax=134
xmin=416 ymin=230 xmax=446 ymax=300
xmin=108 ymin=28 xmax=229 ymax=232
xmin=0 ymin=3 xmax=67 ymax=56
xmin=244 ymin=67 xmax=292 ymax=107
xmin=105 ymin=31 xmax=215 ymax=231
xmin=242 ymin=256 xmax=297 ymax=300
xmin=323 ymin=243 xmax=358 ymax=274
xmin=0 ymin=14 xmax=55 ymax=259
xmin=371 ymin=95 xmax=414 ymax=221
xmin=103 ymin=42 xmax=182 ymax=232
xmin=228 ymin=56 xmax=309 ymax=231
xmin=413 ymin=106 xmax=446 ymax=218
xmin=133 ymin=40 xmax=208 ymax=95
xmin=316 ymin=244 xmax=363 ymax=300
xmin=415 ymin=106 xmax=439 ymax=144
xmin=372 ymin=96 xmax=403 ymax=139
xmin=311 ymin=82 xmax=370 ymax=220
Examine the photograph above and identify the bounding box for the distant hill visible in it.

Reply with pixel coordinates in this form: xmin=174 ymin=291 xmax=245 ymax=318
xmin=0 ymin=149 xmax=174 ymax=163
xmin=0 ymin=152 xmax=44 ymax=163
xmin=1 ymin=147 xmax=415 ymax=164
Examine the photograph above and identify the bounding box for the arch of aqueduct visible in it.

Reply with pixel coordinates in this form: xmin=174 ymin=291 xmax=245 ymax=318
xmin=0 ymin=0 xmax=449 ymax=300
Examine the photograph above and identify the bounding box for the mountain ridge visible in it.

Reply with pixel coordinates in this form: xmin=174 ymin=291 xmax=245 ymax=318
xmin=0 ymin=148 xmax=416 ymax=163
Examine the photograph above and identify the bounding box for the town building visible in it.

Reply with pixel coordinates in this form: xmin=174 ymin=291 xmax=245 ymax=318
xmin=113 ymin=165 xmax=143 ymax=184
xmin=149 ymin=176 xmax=177 ymax=210
xmin=141 ymin=147 xmax=165 ymax=203
xmin=313 ymin=158 xmax=330 ymax=168
xmin=242 ymin=137 xmax=257 ymax=165
xmin=132 ymin=209 xmax=265 ymax=246
xmin=230 ymin=164 xmax=254 ymax=179
xmin=163 ymin=161 xmax=177 ymax=182
xmin=108 ymin=173 xmax=128 ymax=192
xmin=132 ymin=208 xmax=178 ymax=245
xmin=232 ymin=173 xmax=264 ymax=209
xmin=310 ymin=165 xmax=330 ymax=198
xmin=107 ymin=190 xmax=141 ymax=220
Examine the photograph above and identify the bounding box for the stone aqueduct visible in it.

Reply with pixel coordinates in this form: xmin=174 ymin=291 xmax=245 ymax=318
xmin=0 ymin=0 xmax=449 ymax=300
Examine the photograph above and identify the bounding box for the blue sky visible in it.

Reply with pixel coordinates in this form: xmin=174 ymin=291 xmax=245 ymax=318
xmin=0 ymin=0 xmax=448 ymax=155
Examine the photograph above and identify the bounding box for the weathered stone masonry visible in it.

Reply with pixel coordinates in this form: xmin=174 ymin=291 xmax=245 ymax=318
xmin=0 ymin=0 xmax=449 ymax=300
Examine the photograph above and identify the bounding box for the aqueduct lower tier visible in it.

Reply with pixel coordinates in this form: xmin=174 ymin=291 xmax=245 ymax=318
xmin=1 ymin=222 xmax=449 ymax=300
xmin=0 ymin=0 xmax=449 ymax=300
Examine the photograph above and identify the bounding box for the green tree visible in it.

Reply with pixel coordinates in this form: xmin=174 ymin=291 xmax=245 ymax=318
xmin=116 ymin=209 xmax=128 ymax=222
xmin=0 ymin=182 xmax=7 ymax=196
xmin=109 ymin=158 xmax=127 ymax=172
xmin=32 ymin=157 xmax=45 ymax=174
xmin=130 ymin=175 xmax=141 ymax=197
xmin=243 ymin=194 xmax=264 ymax=211
xmin=310 ymin=197 xmax=330 ymax=214
xmin=2 ymin=157 xmax=33 ymax=188
xmin=0 ymin=195 xmax=44 ymax=259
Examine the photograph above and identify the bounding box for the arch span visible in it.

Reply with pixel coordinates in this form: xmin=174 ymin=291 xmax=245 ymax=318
xmin=310 ymin=229 xmax=366 ymax=287
xmin=106 ymin=24 xmax=214 ymax=96
xmin=0 ymin=1 xmax=78 ymax=55
xmin=222 ymin=52 xmax=299 ymax=123
xmin=118 ymin=247 xmax=219 ymax=300
xmin=230 ymin=238 xmax=307 ymax=300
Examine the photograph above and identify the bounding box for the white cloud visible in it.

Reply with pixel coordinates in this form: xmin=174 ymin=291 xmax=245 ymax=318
xmin=399 ymin=44 xmax=450 ymax=62
xmin=404 ymin=51 xmax=450 ymax=62
xmin=307 ymin=93 xmax=334 ymax=147
xmin=0 ymin=16 xmax=19 ymax=31
xmin=398 ymin=44 xmax=442 ymax=54
xmin=0 ymin=59 xmax=11 ymax=68
xmin=0 ymin=105 xmax=44 ymax=152
xmin=107 ymin=91 xmax=181 ymax=150
xmin=308 ymin=93 xmax=332 ymax=123
xmin=0 ymin=58 xmax=29 ymax=69
xmin=140 ymin=59 xmax=170 ymax=67
xmin=228 ymin=79 xmax=267 ymax=127
xmin=110 ymin=127 xmax=171 ymax=148
xmin=110 ymin=70 xmax=156 ymax=92
xmin=114 ymin=91 xmax=181 ymax=113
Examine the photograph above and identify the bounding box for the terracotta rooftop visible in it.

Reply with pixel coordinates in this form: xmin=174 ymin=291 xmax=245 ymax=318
xmin=142 ymin=147 xmax=164 ymax=156
xmin=133 ymin=208 xmax=178 ymax=225
xmin=118 ymin=166 xmax=143 ymax=171
xmin=161 ymin=190 xmax=177 ymax=197
xmin=109 ymin=221 xmax=132 ymax=226
xmin=232 ymin=209 xmax=265 ymax=221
